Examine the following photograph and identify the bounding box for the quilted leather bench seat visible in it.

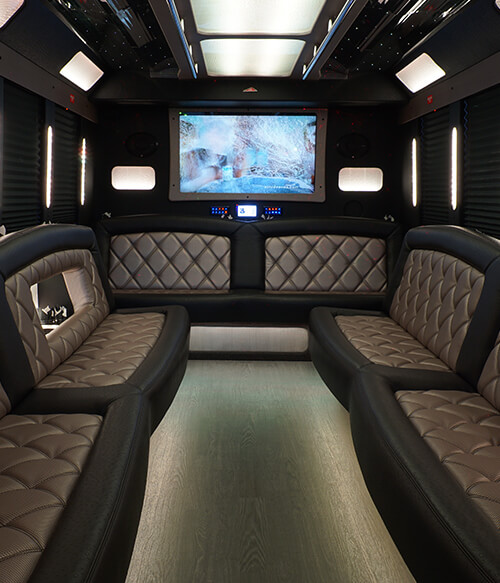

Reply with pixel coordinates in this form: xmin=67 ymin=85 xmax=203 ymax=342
xmin=350 ymin=334 xmax=500 ymax=582
xmin=95 ymin=214 xmax=401 ymax=324
xmin=0 ymin=224 xmax=190 ymax=430
xmin=0 ymin=375 xmax=150 ymax=583
xmin=309 ymin=226 xmax=500 ymax=408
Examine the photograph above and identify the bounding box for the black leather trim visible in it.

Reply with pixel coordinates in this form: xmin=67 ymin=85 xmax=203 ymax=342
xmin=456 ymin=258 xmax=500 ymax=385
xmin=121 ymin=305 xmax=190 ymax=430
xmin=253 ymin=217 xmax=400 ymax=238
xmin=0 ymin=277 xmax=36 ymax=406
xmin=405 ymin=225 xmax=500 ymax=272
xmin=26 ymin=392 xmax=150 ymax=583
xmin=114 ymin=290 xmax=386 ymax=324
xmin=351 ymin=372 xmax=500 ymax=583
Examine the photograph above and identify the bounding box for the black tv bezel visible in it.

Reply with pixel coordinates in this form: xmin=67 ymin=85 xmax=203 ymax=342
xmin=169 ymin=108 xmax=327 ymax=203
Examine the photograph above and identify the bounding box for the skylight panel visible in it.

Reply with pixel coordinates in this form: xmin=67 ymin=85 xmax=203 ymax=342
xmin=191 ymin=0 xmax=326 ymax=35
xmin=396 ymin=53 xmax=446 ymax=93
xmin=201 ymin=39 xmax=305 ymax=77
xmin=0 ymin=0 xmax=24 ymax=29
xmin=59 ymin=52 xmax=104 ymax=92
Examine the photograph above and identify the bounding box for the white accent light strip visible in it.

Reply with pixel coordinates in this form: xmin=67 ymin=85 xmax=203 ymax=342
xmin=166 ymin=0 xmax=197 ymax=78
xmin=396 ymin=53 xmax=445 ymax=93
xmin=80 ymin=138 xmax=87 ymax=206
xmin=0 ymin=0 xmax=24 ymax=29
xmin=412 ymin=138 xmax=418 ymax=207
xmin=46 ymin=126 xmax=53 ymax=209
xmin=59 ymin=52 xmax=104 ymax=91
xmin=338 ymin=167 xmax=384 ymax=192
xmin=111 ymin=166 xmax=156 ymax=190
xmin=451 ymin=127 xmax=458 ymax=210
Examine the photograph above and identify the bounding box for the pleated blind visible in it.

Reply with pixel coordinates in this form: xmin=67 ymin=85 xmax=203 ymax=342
xmin=52 ymin=106 xmax=80 ymax=223
xmin=463 ymin=85 xmax=500 ymax=238
xmin=1 ymin=82 xmax=43 ymax=231
xmin=420 ymin=107 xmax=451 ymax=225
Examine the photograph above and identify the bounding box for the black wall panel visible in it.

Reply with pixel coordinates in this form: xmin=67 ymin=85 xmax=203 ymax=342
xmin=90 ymin=105 xmax=403 ymax=224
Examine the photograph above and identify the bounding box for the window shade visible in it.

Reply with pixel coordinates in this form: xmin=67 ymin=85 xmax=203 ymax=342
xmin=463 ymin=85 xmax=500 ymax=238
xmin=420 ymin=107 xmax=451 ymax=225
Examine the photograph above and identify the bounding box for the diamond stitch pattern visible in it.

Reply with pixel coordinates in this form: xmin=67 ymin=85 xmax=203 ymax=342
xmin=109 ymin=232 xmax=231 ymax=290
xmin=0 ymin=414 xmax=101 ymax=583
xmin=5 ymin=250 xmax=109 ymax=385
xmin=390 ymin=249 xmax=484 ymax=370
xmin=336 ymin=315 xmax=450 ymax=369
xmin=36 ymin=312 xmax=164 ymax=388
xmin=397 ymin=390 xmax=500 ymax=528
xmin=479 ymin=333 xmax=500 ymax=410
xmin=265 ymin=235 xmax=387 ymax=292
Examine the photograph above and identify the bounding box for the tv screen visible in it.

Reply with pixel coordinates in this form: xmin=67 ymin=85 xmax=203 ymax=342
xmin=169 ymin=109 xmax=326 ymax=202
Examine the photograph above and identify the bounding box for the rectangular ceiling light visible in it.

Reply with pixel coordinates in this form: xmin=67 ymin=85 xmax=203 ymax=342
xmin=201 ymin=39 xmax=305 ymax=77
xmin=59 ymin=52 xmax=104 ymax=91
xmin=396 ymin=53 xmax=445 ymax=93
xmin=0 ymin=0 xmax=24 ymax=28
xmin=191 ymin=0 xmax=326 ymax=35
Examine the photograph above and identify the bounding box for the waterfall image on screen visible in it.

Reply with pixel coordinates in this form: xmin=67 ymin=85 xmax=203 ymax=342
xmin=179 ymin=114 xmax=316 ymax=194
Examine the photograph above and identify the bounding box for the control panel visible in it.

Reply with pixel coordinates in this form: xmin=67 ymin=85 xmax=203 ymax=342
xmin=209 ymin=204 xmax=282 ymax=220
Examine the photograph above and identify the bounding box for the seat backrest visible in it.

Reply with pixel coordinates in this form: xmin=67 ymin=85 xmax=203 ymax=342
xmin=389 ymin=248 xmax=484 ymax=370
xmin=0 ymin=225 xmax=110 ymax=401
xmin=477 ymin=333 xmax=500 ymax=410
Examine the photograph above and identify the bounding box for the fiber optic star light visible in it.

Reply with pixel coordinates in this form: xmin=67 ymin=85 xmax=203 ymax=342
xmin=0 ymin=0 xmax=24 ymax=29
xmin=191 ymin=0 xmax=326 ymax=35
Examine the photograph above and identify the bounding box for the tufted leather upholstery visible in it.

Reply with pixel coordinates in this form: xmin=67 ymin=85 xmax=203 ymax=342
xmin=397 ymin=389 xmax=500 ymax=528
xmin=478 ymin=333 xmax=500 ymax=411
xmin=336 ymin=315 xmax=451 ymax=369
xmin=0 ymin=384 xmax=11 ymax=418
xmin=109 ymin=232 xmax=231 ymax=291
xmin=4 ymin=249 xmax=109 ymax=385
xmin=0 ymin=413 xmax=101 ymax=583
xmin=390 ymin=249 xmax=484 ymax=370
xmin=265 ymin=235 xmax=387 ymax=292
xmin=36 ymin=312 xmax=165 ymax=388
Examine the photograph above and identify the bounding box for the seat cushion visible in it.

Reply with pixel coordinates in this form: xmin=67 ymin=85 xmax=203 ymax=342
xmin=397 ymin=389 xmax=500 ymax=528
xmin=350 ymin=372 xmax=500 ymax=583
xmin=336 ymin=315 xmax=450 ymax=370
xmin=36 ymin=312 xmax=165 ymax=388
xmin=0 ymin=413 xmax=101 ymax=583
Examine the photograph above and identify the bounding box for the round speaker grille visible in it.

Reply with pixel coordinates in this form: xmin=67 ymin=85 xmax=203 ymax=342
xmin=125 ymin=133 xmax=159 ymax=158
xmin=337 ymin=133 xmax=370 ymax=159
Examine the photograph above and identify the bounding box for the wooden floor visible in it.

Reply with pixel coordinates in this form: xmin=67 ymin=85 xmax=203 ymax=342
xmin=126 ymin=360 xmax=414 ymax=583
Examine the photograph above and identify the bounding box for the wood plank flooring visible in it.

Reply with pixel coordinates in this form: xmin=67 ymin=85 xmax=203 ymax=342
xmin=126 ymin=361 xmax=414 ymax=583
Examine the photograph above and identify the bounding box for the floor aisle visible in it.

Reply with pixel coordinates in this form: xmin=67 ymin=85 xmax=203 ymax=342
xmin=125 ymin=360 xmax=414 ymax=583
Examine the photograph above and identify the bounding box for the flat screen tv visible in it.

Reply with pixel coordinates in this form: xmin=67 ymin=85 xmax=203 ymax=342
xmin=169 ymin=109 xmax=327 ymax=202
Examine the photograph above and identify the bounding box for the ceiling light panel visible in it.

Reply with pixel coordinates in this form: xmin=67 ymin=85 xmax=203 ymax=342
xmin=191 ymin=0 xmax=326 ymax=35
xmin=396 ymin=53 xmax=446 ymax=93
xmin=201 ymin=39 xmax=305 ymax=77
xmin=59 ymin=52 xmax=104 ymax=91
xmin=0 ymin=0 xmax=23 ymax=29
